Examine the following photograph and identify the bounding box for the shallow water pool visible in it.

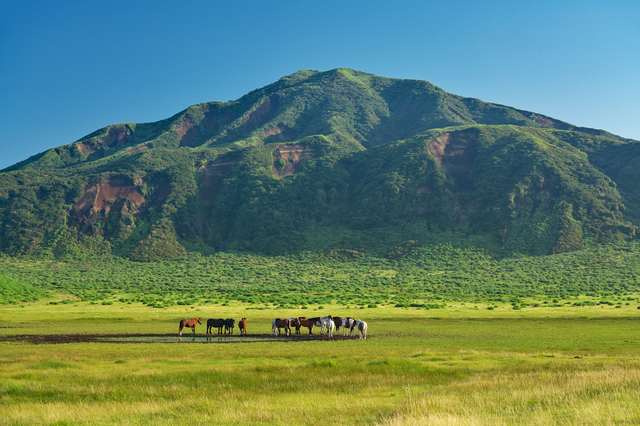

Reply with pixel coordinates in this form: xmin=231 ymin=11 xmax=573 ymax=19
xmin=100 ymin=335 xmax=292 ymax=343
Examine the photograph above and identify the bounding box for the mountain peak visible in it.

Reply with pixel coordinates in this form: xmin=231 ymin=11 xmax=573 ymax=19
xmin=1 ymin=70 xmax=638 ymax=261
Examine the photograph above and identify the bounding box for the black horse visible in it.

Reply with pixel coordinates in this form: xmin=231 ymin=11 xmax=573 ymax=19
xmin=206 ymin=318 xmax=225 ymax=334
xmin=224 ymin=318 xmax=235 ymax=334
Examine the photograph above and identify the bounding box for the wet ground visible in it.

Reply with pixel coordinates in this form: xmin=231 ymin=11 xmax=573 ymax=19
xmin=0 ymin=333 xmax=361 ymax=344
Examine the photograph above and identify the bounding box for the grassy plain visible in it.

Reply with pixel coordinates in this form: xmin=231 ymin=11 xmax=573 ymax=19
xmin=1 ymin=297 xmax=640 ymax=425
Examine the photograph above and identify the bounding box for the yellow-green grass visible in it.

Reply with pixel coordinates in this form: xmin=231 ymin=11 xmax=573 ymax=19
xmin=1 ymin=301 xmax=640 ymax=425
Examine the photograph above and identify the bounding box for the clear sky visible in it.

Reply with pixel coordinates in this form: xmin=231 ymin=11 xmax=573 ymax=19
xmin=1 ymin=0 xmax=638 ymax=170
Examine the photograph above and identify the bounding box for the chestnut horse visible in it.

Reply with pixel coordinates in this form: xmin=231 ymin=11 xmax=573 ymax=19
xmin=288 ymin=317 xmax=302 ymax=334
xmin=179 ymin=317 xmax=201 ymax=336
xmin=299 ymin=317 xmax=317 ymax=334
xmin=239 ymin=318 xmax=247 ymax=336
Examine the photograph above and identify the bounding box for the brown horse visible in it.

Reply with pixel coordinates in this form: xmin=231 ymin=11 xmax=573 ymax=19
xmin=179 ymin=317 xmax=201 ymax=336
xmin=288 ymin=317 xmax=302 ymax=334
xmin=239 ymin=318 xmax=247 ymax=336
xmin=272 ymin=318 xmax=291 ymax=336
xmin=299 ymin=317 xmax=317 ymax=334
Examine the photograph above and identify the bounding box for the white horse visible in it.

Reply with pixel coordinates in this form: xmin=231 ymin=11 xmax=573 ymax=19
xmin=341 ymin=318 xmax=355 ymax=336
xmin=351 ymin=320 xmax=368 ymax=339
xmin=325 ymin=317 xmax=335 ymax=337
xmin=314 ymin=316 xmax=333 ymax=335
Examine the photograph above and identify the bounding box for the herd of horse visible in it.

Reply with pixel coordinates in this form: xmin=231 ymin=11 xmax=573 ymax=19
xmin=271 ymin=315 xmax=368 ymax=339
xmin=177 ymin=315 xmax=368 ymax=339
xmin=178 ymin=317 xmax=247 ymax=336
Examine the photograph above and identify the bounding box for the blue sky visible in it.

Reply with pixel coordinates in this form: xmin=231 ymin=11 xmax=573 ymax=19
xmin=1 ymin=0 xmax=638 ymax=170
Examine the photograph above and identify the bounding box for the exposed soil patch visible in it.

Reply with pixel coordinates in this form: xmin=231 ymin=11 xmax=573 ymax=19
xmin=201 ymin=104 xmax=233 ymax=133
xmin=243 ymin=97 xmax=278 ymax=128
xmin=532 ymin=114 xmax=571 ymax=130
xmin=427 ymin=129 xmax=480 ymax=225
xmin=0 ymin=333 xmax=362 ymax=344
xmin=535 ymin=116 xmax=555 ymax=127
xmin=77 ymin=125 xmax=131 ymax=160
xmin=264 ymin=125 xmax=295 ymax=142
xmin=176 ymin=117 xmax=199 ymax=147
xmin=125 ymin=144 xmax=150 ymax=155
xmin=272 ymin=144 xmax=317 ymax=178
xmin=428 ymin=129 xmax=478 ymax=171
xmin=197 ymin=157 xmax=236 ymax=204
xmin=69 ymin=178 xmax=145 ymax=236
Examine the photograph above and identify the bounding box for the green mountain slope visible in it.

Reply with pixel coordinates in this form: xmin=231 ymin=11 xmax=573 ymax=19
xmin=0 ymin=69 xmax=638 ymax=260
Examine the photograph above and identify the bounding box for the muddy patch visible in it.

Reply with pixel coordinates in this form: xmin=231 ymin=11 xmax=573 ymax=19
xmin=0 ymin=333 xmax=363 ymax=344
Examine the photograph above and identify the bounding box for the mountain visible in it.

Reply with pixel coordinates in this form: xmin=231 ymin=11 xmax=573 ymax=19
xmin=1 ymin=68 xmax=639 ymax=261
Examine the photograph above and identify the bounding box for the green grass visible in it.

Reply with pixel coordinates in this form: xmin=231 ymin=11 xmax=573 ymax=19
xmin=1 ymin=300 xmax=640 ymax=425
xmin=1 ymin=250 xmax=640 ymax=424
xmin=2 ymin=241 xmax=640 ymax=309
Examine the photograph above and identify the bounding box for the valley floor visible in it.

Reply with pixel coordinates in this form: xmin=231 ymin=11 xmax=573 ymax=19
xmin=1 ymin=301 xmax=639 ymax=425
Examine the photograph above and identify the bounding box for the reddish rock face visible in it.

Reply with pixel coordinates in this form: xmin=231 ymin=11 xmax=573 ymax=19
xmin=197 ymin=158 xmax=236 ymax=204
xmin=428 ymin=129 xmax=478 ymax=172
xmin=69 ymin=178 xmax=145 ymax=235
xmin=272 ymin=144 xmax=318 ymax=178
xmin=77 ymin=125 xmax=131 ymax=160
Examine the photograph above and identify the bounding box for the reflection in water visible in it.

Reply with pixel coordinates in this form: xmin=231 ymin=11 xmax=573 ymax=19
xmin=102 ymin=336 xmax=289 ymax=343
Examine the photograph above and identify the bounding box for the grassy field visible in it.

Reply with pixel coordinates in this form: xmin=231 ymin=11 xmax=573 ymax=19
xmin=1 ymin=298 xmax=640 ymax=425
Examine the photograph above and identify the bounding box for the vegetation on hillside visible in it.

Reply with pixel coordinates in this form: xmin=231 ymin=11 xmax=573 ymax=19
xmin=1 ymin=69 xmax=639 ymax=261
xmin=2 ymin=240 xmax=639 ymax=307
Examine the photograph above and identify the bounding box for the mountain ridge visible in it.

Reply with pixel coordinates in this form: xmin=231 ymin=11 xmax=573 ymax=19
xmin=1 ymin=68 xmax=638 ymax=260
